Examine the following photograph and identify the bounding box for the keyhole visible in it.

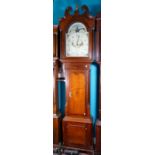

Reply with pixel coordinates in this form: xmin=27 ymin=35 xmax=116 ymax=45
xmin=69 ymin=92 xmax=72 ymax=97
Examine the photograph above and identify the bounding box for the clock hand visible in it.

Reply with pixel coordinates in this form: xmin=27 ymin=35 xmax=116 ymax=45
xmin=76 ymin=35 xmax=84 ymax=47
xmin=75 ymin=26 xmax=79 ymax=33
xmin=76 ymin=35 xmax=80 ymax=46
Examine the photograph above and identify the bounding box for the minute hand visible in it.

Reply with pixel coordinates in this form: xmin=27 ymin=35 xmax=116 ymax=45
xmin=76 ymin=35 xmax=79 ymax=46
xmin=76 ymin=35 xmax=83 ymax=47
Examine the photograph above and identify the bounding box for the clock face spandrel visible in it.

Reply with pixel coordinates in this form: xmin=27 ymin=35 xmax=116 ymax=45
xmin=66 ymin=22 xmax=89 ymax=57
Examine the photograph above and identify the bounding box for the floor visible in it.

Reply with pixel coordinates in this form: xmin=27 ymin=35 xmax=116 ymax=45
xmin=53 ymin=145 xmax=96 ymax=155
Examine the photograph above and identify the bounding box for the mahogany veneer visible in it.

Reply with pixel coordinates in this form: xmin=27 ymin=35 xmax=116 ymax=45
xmin=58 ymin=5 xmax=95 ymax=150
xmin=53 ymin=25 xmax=62 ymax=144
xmin=95 ymin=13 xmax=101 ymax=154
xmin=53 ymin=6 xmax=101 ymax=154
xmin=95 ymin=120 xmax=101 ymax=153
xmin=53 ymin=113 xmax=61 ymax=144
xmin=63 ymin=116 xmax=93 ymax=150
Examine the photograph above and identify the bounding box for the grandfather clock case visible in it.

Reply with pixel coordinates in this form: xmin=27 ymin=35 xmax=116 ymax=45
xmin=53 ymin=25 xmax=61 ymax=145
xmin=53 ymin=5 xmax=101 ymax=153
xmin=95 ymin=13 xmax=101 ymax=154
xmin=59 ymin=6 xmax=95 ymax=150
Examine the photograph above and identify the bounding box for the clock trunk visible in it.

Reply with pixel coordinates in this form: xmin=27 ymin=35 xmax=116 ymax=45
xmin=62 ymin=63 xmax=92 ymax=149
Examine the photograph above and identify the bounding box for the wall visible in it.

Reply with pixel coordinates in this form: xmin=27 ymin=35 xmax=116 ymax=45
xmin=53 ymin=0 xmax=101 ymax=25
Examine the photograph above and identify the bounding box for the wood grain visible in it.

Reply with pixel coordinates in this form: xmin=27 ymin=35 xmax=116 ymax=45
xmin=59 ymin=5 xmax=95 ymax=63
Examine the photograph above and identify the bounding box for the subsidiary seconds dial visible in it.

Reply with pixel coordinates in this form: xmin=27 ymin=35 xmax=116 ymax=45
xmin=66 ymin=22 xmax=89 ymax=57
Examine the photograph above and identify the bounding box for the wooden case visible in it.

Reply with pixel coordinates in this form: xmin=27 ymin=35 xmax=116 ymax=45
xmin=95 ymin=13 xmax=101 ymax=63
xmin=53 ymin=113 xmax=61 ymax=144
xmin=63 ymin=63 xmax=90 ymax=117
xmin=53 ymin=58 xmax=59 ymax=113
xmin=95 ymin=13 xmax=101 ymax=153
xmin=59 ymin=5 xmax=95 ymax=63
xmin=53 ymin=25 xmax=59 ymax=114
xmin=62 ymin=63 xmax=93 ymax=149
xmin=63 ymin=116 xmax=93 ymax=149
xmin=53 ymin=25 xmax=59 ymax=58
xmin=95 ymin=120 xmax=101 ymax=153
xmin=59 ymin=5 xmax=95 ymax=151
xmin=53 ymin=58 xmax=62 ymax=144
xmin=53 ymin=25 xmax=61 ymax=144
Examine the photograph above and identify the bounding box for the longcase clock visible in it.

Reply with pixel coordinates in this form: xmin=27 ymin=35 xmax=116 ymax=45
xmin=95 ymin=13 xmax=101 ymax=153
xmin=53 ymin=25 xmax=61 ymax=145
xmin=59 ymin=5 xmax=95 ymax=150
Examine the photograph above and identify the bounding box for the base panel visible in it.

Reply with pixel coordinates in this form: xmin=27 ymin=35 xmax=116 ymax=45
xmin=62 ymin=116 xmax=93 ymax=150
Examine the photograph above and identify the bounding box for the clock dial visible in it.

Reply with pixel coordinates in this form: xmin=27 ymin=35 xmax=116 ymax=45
xmin=66 ymin=22 xmax=89 ymax=57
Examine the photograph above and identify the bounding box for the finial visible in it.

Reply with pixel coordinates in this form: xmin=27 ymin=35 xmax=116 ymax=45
xmin=74 ymin=4 xmax=79 ymax=15
xmin=75 ymin=4 xmax=79 ymax=11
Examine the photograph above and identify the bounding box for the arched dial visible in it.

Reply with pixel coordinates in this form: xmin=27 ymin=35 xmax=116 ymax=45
xmin=66 ymin=22 xmax=89 ymax=57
